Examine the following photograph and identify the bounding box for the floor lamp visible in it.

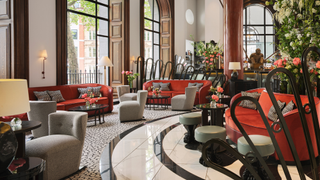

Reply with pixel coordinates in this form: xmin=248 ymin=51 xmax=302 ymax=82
xmin=97 ymin=56 xmax=113 ymax=86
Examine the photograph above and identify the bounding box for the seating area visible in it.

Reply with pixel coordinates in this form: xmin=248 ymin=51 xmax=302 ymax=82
xmin=1 ymin=0 xmax=320 ymax=179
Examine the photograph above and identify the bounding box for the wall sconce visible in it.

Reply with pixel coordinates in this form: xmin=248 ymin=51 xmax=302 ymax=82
xmin=131 ymin=56 xmax=137 ymax=64
xmin=40 ymin=50 xmax=47 ymax=79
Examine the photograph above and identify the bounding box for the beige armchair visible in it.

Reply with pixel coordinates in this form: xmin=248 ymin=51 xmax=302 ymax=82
xmin=171 ymin=86 xmax=197 ymax=110
xmin=118 ymin=90 xmax=148 ymax=122
xmin=116 ymin=85 xmax=137 ymax=102
xmin=26 ymin=112 xmax=87 ymax=180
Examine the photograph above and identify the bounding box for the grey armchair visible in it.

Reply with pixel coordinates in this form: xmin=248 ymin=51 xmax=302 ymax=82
xmin=116 ymin=85 xmax=137 ymax=102
xmin=27 ymin=101 xmax=57 ymax=138
xmin=171 ymin=86 xmax=197 ymax=110
xmin=26 ymin=112 xmax=87 ymax=180
xmin=118 ymin=90 xmax=148 ymax=122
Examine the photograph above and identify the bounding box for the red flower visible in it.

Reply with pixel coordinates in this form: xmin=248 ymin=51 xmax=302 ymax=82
xmin=203 ymin=53 xmax=206 ymax=56
xmin=217 ymin=87 xmax=224 ymax=93
xmin=210 ymin=58 xmax=213 ymax=61
xmin=205 ymin=57 xmax=208 ymax=59
xmin=211 ymin=95 xmax=219 ymax=102
xmin=293 ymin=58 xmax=301 ymax=66
xmin=121 ymin=71 xmax=125 ymax=74
xmin=153 ymin=90 xmax=157 ymax=94
xmin=89 ymin=98 xmax=96 ymax=104
xmin=81 ymin=93 xmax=88 ymax=98
xmin=126 ymin=71 xmax=130 ymax=75
xmin=316 ymin=61 xmax=320 ymax=69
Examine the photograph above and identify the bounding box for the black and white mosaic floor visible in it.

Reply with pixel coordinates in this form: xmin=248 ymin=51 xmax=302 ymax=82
xmin=66 ymin=105 xmax=189 ymax=180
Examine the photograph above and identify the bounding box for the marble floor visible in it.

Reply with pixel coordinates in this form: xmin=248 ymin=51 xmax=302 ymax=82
xmin=100 ymin=112 xmax=312 ymax=180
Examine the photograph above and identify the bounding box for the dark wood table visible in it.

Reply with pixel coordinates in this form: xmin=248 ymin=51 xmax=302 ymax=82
xmin=69 ymin=104 xmax=109 ymax=126
xmin=195 ymin=103 xmax=228 ymax=126
xmin=0 ymin=157 xmax=45 ymax=180
xmin=146 ymin=95 xmax=170 ymax=110
xmin=5 ymin=121 xmax=41 ymax=158
xmin=206 ymin=95 xmax=231 ymax=106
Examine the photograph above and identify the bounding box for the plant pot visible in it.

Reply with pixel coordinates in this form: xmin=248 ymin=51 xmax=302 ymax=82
xmin=210 ymin=101 xmax=216 ymax=108
xmin=0 ymin=122 xmax=18 ymax=173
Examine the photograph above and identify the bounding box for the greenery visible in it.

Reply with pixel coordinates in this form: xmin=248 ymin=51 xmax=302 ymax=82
xmin=68 ymin=0 xmax=97 ymax=31
xmin=144 ymin=0 xmax=152 ymax=29
xmin=266 ymin=0 xmax=320 ymax=59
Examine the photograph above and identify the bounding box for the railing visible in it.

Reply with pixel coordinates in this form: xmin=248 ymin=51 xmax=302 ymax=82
xmin=67 ymin=70 xmax=103 ymax=85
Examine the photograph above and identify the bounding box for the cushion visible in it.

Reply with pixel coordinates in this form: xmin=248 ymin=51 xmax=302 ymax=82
xmin=160 ymin=83 xmax=171 ymax=91
xmin=78 ymin=88 xmax=89 ymax=98
xmin=34 ymin=91 xmax=51 ymax=101
xmin=152 ymin=82 xmax=162 ymax=90
xmin=239 ymin=91 xmax=261 ymax=110
xmin=282 ymin=100 xmax=295 ymax=115
xmin=48 ymin=90 xmax=66 ymax=102
xmin=268 ymin=100 xmax=286 ymax=122
xmin=88 ymin=86 xmax=102 ymax=97
xmin=188 ymin=83 xmax=203 ymax=91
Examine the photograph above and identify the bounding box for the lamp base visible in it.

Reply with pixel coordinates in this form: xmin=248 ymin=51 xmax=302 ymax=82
xmin=231 ymin=71 xmax=238 ymax=81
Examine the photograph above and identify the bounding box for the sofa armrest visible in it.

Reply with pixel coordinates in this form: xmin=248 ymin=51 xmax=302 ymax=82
xmin=143 ymin=81 xmax=153 ymax=91
xmin=198 ymin=81 xmax=212 ymax=104
xmin=100 ymin=84 xmax=113 ymax=112
xmin=230 ymin=88 xmax=265 ymax=106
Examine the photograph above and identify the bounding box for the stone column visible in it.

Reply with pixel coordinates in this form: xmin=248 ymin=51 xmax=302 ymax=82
xmin=223 ymin=0 xmax=243 ymax=80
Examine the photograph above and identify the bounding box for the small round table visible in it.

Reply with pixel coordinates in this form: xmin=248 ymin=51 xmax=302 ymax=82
xmin=206 ymin=95 xmax=231 ymax=106
xmin=146 ymin=95 xmax=170 ymax=110
xmin=5 ymin=121 xmax=41 ymax=158
xmin=69 ymin=104 xmax=109 ymax=126
xmin=195 ymin=103 xmax=228 ymax=126
xmin=0 ymin=157 xmax=45 ymax=180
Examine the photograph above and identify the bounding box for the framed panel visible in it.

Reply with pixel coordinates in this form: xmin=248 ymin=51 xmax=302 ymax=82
xmin=162 ymin=36 xmax=170 ymax=46
xmin=0 ymin=24 xmax=11 ymax=78
xmin=112 ymin=24 xmax=122 ymax=38
xmin=112 ymin=2 xmax=122 ymax=22
xmin=0 ymin=0 xmax=10 ymax=20
xmin=161 ymin=47 xmax=170 ymax=62
xmin=111 ymin=40 xmax=122 ymax=84
xmin=162 ymin=20 xmax=170 ymax=34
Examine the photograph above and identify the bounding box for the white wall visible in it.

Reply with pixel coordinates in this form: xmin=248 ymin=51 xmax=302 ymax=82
xmin=196 ymin=0 xmax=205 ymax=41
xmin=29 ymin=0 xmax=56 ymax=87
xmin=130 ymin=0 xmax=140 ymax=72
xmin=205 ymin=0 xmax=223 ymax=44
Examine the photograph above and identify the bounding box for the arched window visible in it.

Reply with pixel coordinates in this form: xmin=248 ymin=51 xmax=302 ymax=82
xmin=243 ymin=5 xmax=275 ymax=60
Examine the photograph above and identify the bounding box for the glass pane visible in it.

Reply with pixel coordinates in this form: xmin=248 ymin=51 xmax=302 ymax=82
xmin=98 ymin=19 xmax=108 ymax=36
xmin=153 ymin=0 xmax=159 ymax=21
xmin=266 ymin=9 xmax=273 ymax=24
xmin=97 ymin=37 xmax=109 ymax=84
xmin=98 ymin=0 xmax=108 ymax=5
xmin=144 ymin=0 xmax=153 ymax=19
xmin=154 ymin=33 xmax=159 ymax=44
xmin=266 ymin=36 xmax=275 ymax=58
xmin=243 ymin=9 xmax=246 ymax=25
xmin=253 ymin=26 xmax=264 ymax=34
xmin=154 ymin=45 xmax=160 ymax=60
xmin=266 ymin=26 xmax=274 ymax=34
xmin=246 ymin=36 xmax=264 ymax=59
xmin=67 ymin=0 xmax=96 ymax=16
xmin=145 ymin=19 xmax=152 ymax=29
xmin=247 ymin=5 xmax=264 ymax=25
xmin=98 ymin=4 xmax=109 ymax=18
xmin=67 ymin=12 xmax=97 ymax=84
xmin=154 ymin=22 xmax=159 ymax=32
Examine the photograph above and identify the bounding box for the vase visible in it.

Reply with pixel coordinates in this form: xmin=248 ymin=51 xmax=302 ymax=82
xmin=129 ymin=81 xmax=133 ymax=88
xmin=210 ymin=101 xmax=216 ymax=108
xmin=0 ymin=122 xmax=18 ymax=173
xmin=158 ymin=93 xmax=162 ymax=97
xmin=85 ymin=101 xmax=90 ymax=109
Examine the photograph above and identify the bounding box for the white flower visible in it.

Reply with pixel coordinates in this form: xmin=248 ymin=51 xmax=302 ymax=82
xmin=307 ymin=33 xmax=311 ymax=37
xmin=286 ymin=65 xmax=291 ymax=69
xmin=290 ymin=42 xmax=294 ymax=46
xmin=297 ymin=14 xmax=302 ymax=19
xmin=293 ymin=46 xmax=296 ymax=50
xmin=285 ymin=33 xmax=290 ymax=38
xmin=293 ymin=69 xmax=298 ymax=73
xmin=300 ymin=41 xmax=303 ymax=45
xmin=316 ymin=1 xmax=320 ymax=6
xmin=297 ymin=34 xmax=302 ymax=40
xmin=274 ymin=2 xmax=279 ymax=11
xmin=312 ymin=8 xmax=317 ymax=13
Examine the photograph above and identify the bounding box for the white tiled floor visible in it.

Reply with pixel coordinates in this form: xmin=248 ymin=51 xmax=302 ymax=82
xmin=111 ymin=113 xmax=309 ymax=180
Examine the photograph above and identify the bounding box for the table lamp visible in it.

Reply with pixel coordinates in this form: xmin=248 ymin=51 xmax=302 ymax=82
xmin=0 ymin=79 xmax=30 ymax=173
xmin=97 ymin=56 xmax=113 ymax=86
xmin=229 ymin=62 xmax=241 ymax=81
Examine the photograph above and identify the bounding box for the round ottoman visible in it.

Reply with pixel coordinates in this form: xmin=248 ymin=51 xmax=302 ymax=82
xmin=237 ymin=135 xmax=274 ymax=180
xmin=195 ymin=126 xmax=226 ymax=166
xmin=179 ymin=113 xmax=202 ymax=150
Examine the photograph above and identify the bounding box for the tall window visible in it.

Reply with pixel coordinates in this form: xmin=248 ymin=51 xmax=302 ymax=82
xmin=243 ymin=5 xmax=275 ymax=60
xmin=144 ymin=0 xmax=160 ymax=78
xmin=67 ymin=0 xmax=109 ymax=84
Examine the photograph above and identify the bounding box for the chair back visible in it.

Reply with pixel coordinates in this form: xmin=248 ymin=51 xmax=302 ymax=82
xmin=185 ymin=86 xmax=197 ymax=102
xmin=27 ymin=101 xmax=57 ymax=138
xmin=116 ymin=85 xmax=130 ymax=97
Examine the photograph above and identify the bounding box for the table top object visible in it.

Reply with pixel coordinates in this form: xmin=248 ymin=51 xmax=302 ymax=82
xmin=5 ymin=121 xmax=42 ymax=134
xmin=0 ymin=157 xmax=45 ymax=179
xmin=147 ymin=95 xmax=170 ymax=99
xmin=0 ymin=122 xmax=18 ymax=174
xmin=196 ymin=103 xmax=228 ymax=110
xmin=206 ymin=95 xmax=231 ymax=100
xmin=69 ymin=104 xmax=109 ymax=112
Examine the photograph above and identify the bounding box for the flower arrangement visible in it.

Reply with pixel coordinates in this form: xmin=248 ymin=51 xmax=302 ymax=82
xmin=217 ymin=86 xmax=224 ymax=97
xmin=122 ymin=71 xmax=140 ymax=88
xmin=153 ymin=87 xmax=162 ymax=96
xmin=208 ymin=86 xmax=217 ymax=94
xmin=265 ymin=0 xmax=320 ymax=59
xmin=81 ymin=89 xmax=99 ymax=107
xmin=211 ymin=95 xmax=220 ymax=107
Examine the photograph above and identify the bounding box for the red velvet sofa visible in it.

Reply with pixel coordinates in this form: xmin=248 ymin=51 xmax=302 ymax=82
xmin=225 ymin=88 xmax=320 ymax=162
xmin=1 ymin=83 xmax=113 ymax=121
xmin=142 ymin=80 xmax=212 ymax=105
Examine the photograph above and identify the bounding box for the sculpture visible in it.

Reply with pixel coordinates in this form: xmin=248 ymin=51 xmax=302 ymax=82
xmin=249 ymin=48 xmax=265 ymax=64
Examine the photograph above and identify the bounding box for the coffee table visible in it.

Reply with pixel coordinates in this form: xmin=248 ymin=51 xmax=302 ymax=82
xmin=146 ymin=95 xmax=170 ymax=110
xmin=195 ymin=103 xmax=228 ymax=126
xmin=69 ymin=104 xmax=109 ymax=126
xmin=5 ymin=121 xmax=41 ymax=158
xmin=206 ymin=95 xmax=231 ymax=106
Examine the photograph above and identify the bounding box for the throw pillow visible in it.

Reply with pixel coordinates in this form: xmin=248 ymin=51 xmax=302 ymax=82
xmin=268 ymin=100 xmax=286 ymax=122
xmin=282 ymin=100 xmax=296 ymax=115
xmin=239 ymin=91 xmax=261 ymax=110
xmin=88 ymin=86 xmax=102 ymax=97
xmin=160 ymin=83 xmax=171 ymax=91
xmin=152 ymin=82 xmax=162 ymax=90
xmin=78 ymin=88 xmax=89 ymax=98
xmin=34 ymin=91 xmax=51 ymax=101
xmin=47 ymin=90 xmax=66 ymax=102
xmin=188 ymin=83 xmax=203 ymax=91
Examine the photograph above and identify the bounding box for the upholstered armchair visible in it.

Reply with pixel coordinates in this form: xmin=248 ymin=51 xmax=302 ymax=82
xmin=27 ymin=101 xmax=57 ymax=138
xmin=118 ymin=90 xmax=148 ymax=122
xmin=26 ymin=112 xmax=87 ymax=180
xmin=116 ymin=85 xmax=137 ymax=102
xmin=171 ymin=86 xmax=197 ymax=110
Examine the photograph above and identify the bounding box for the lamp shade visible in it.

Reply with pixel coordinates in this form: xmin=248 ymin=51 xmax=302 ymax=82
xmin=0 ymin=79 xmax=30 ymax=116
xmin=97 ymin=56 xmax=113 ymax=67
xmin=229 ymin=62 xmax=241 ymax=70
xmin=40 ymin=50 xmax=48 ymax=58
